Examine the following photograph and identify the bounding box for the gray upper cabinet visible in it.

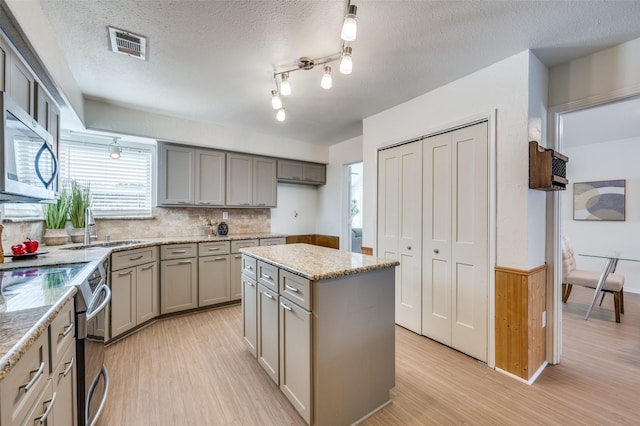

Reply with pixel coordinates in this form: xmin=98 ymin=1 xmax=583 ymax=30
xmin=158 ymin=143 xmax=195 ymax=205
xmin=0 ymin=36 xmax=9 ymax=93
xmin=8 ymin=51 xmax=34 ymax=116
xmin=226 ymin=153 xmax=252 ymax=206
xmin=227 ymin=153 xmax=277 ymax=207
xmin=195 ymin=149 xmax=225 ymax=206
xmin=253 ymin=157 xmax=277 ymax=207
xmin=158 ymin=143 xmax=226 ymax=207
xmin=277 ymin=160 xmax=326 ymax=185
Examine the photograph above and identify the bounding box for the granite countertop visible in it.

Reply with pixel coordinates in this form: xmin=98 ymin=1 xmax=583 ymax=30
xmin=240 ymin=243 xmax=399 ymax=281
xmin=0 ymin=232 xmax=286 ymax=379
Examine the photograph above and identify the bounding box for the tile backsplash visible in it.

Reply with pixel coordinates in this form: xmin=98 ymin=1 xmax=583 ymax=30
xmin=1 ymin=207 xmax=271 ymax=246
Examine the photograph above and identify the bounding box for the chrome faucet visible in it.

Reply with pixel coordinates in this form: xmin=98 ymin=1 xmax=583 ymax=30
xmin=83 ymin=207 xmax=97 ymax=245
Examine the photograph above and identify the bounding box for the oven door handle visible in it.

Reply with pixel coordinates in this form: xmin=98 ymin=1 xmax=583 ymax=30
xmin=86 ymin=284 xmax=111 ymax=322
xmin=86 ymin=364 xmax=110 ymax=426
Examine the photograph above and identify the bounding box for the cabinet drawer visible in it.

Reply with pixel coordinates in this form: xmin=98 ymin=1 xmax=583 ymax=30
xmin=241 ymin=255 xmax=257 ymax=280
xmin=259 ymin=237 xmax=286 ymax=246
xmin=49 ymin=298 xmax=75 ymax=372
xmin=257 ymin=261 xmax=278 ymax=292
xmin=199 ymin=241 xmax=230 ymax=256
xmin=112 ymin=246 xmax=158 ymax=270
xmin=231 ymin=239 xmax=259 ymax=253
xmin=280 ymin=270 xmax=311 ymax=311
xmin=0 ymin=331 xmax=50 ymax=426
xmin=161 ymin=243 xmax=197 ymax=260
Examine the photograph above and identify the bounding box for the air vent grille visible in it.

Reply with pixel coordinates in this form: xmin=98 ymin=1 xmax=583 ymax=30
xmin=108 ymin=26 xmax=147 ymax=60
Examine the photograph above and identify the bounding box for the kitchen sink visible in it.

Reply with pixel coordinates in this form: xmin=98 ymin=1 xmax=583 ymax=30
xmin=62 ymin=240 xmax=148 ymax=250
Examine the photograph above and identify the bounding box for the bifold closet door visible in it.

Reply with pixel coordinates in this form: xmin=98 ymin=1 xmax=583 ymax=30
xmin=378 ymin=142 xmax=423 ymax=333
xmin=422 ymin=122 xmax=488 ymax=362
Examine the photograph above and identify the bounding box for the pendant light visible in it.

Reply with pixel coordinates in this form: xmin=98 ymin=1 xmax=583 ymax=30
xmin=109 ymin=137 xmax=122 ymax=159
xmin=276 ymin=108 xmax=286 ymax=122
xmin=280 ymin=73 xmax=291 ymax=96
xmin=320 ymin=65 xmax=332 ymax=89
xmin=339 ymin=46 xmax=353 ymax=74
xmin=341 ymin=4 xmax=357 ymax=42
xmin=271 ymin=90 xmax=283 ymax=109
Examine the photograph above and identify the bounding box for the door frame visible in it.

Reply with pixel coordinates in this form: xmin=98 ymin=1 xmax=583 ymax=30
xmin=546 ymin=88 xmax=640 ymax=364
xmin=375 ymin=110 xmax=497 ymax=367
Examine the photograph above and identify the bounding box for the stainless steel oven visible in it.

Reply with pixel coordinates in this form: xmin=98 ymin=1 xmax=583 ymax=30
xmin=75 ymin=259 xmax=111 ymax=426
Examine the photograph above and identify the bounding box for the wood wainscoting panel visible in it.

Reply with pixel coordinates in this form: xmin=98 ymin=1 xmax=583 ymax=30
xmin=286 ymin=234 xmax=339 ymax=249
xmin=495 ymin=264 xmax=547 ymax=380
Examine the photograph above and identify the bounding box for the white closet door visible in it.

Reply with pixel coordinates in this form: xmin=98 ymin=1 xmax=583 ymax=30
xmin=422 ymin=132 xmax=453 ymax=345
xmin=422 ymin=122 xmax=488 ymax=362
xmin=378 ymin=142 xmax=423 ymax=333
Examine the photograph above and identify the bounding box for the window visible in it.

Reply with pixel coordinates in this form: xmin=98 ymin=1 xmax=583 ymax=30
xmin=58 ymin=139 xmax=153 ymax=217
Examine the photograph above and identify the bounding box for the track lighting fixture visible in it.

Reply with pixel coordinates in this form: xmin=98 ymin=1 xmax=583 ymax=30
xmin=271 ymin=90 xmax=282 ymax=109
xmin=280 ymin=73 xmax=291 ymax=96
xmin=109 ymin=137 xmax=122 ymax=159
xmin=269 ymin=1 xmax=359 ymax=122
xmin=341 ymin=4 xmax=357 ymax=42
xmin=321 ymin=66 xmax=333 ymax=89
xmin=340 ymin=46 xmax=353 ymax=75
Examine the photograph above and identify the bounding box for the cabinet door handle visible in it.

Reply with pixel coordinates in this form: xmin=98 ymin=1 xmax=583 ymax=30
xmin=141 ymin=264 xmax=154 ymax=271
xmin=256 ymin=203 xmax=266 ymax=206
xmin=247 ymin=281 xmax=255 ymax=287
xmin=171 ymin=250 xmax=187 ymax=254
xmin=59 ymin=323 xmax=74 ymax=337
xmin=129 ymin=255 xmax=144 ymax=261
xmin=208 ymin=247 xmax=221 ymax=251
xmin=214 ymin=257 xmax=225 ymax=261
xmin=199 ymin=201 xmax=211 ymax=204
xmin=177 ymin=201 xmax=189 ymax=204
xmin=234 ymin=255 xmax=241 ymax=259
xmin=280 ymin=302 xmax=292 ymax=311
xmin=119 ymin=270 xmax=133 ymax=276
xmin=34 ymin=391 xmax=57 ymax=425
xmin=264 ymin=292 xmax=274 ymax=300
xmin=285 ymin=284 xmax=299 ymax=293
xmin=20 ymin=361 xmax=45 ymax=392
xmin=61 ymin=357 xmax=75 ymax=378
xmin=245 ymin=265 xmax=254 ymax=271
xmin=178 ymin=260 xmax=193 ymax=264
xmin=261 ymin=273 xmax=272 ymax=280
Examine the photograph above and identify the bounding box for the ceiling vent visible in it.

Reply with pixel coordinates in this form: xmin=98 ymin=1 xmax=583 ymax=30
xmin=108 ymin=26 xmax=147 ymax=60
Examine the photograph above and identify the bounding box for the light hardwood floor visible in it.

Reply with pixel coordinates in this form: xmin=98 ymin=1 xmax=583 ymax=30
xmin=98 ymin=287 xmax=640 ymax=425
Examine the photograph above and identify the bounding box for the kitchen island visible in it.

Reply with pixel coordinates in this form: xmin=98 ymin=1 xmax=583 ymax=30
xmin=240 ymin=243 xmax=399 ymax=426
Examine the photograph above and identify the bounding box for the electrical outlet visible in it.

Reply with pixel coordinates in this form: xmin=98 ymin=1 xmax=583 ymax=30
xmin=222 ymin=211 xmax=228 ymax=220
xmin=541 ymin=311 xmax=547 ymax=328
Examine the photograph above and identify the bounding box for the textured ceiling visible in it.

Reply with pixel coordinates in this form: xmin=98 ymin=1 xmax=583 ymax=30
xmin=35 ymin=0 xmax=640 ymax=145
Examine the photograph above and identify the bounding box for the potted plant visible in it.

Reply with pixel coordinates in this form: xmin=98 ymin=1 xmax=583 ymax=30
xmin=43 ymin=186 xmax=70 ymax=246
xmin=69 ymin=180 xmax=91 ymax=243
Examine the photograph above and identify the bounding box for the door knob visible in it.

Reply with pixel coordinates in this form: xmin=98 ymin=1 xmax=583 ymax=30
xmin=434 ymin=249 xmax=440 ymax=254
xmin=407 ymin=245 xmax=412 ymax=250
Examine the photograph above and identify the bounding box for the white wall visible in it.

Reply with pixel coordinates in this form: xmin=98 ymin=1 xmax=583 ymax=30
xmin=527 ymin=53 xmax=549 ymax=268
xmin=562 ymin=138 xmax=640 ymax=293
xmin=271 ymin=183 xmax=318 ymax=235
xmin=549 ymin=37 xmax=640 ymax=108
xmin=316 ymin=136 xmax=363 ymax=250
xmin=363 ymin=50 xmax=542 ymax=269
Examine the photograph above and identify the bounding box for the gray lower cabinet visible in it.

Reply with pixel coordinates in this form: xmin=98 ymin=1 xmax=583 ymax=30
xmin=242 ymin=274 xmax=258 ymax=357
xmin=198 ymin=241 xmax=231 ymax=307
xmin=110 ymin=246 xmax=159 ymax=339
xmin=52 ymin=341 xmax=77 ymax=426
xmin=257 ymin=284 xmax=279 ymax=385
xmin=161 ymin=244 xmax=198 ymax=314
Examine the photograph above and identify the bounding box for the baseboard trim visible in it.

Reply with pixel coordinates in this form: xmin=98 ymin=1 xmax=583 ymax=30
xmin=496 ymin=361 xmax=548 ymax=386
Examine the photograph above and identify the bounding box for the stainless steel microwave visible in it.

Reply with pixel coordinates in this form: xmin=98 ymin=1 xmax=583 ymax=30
xmin=0 ymin=92 xmax=58 ymax=202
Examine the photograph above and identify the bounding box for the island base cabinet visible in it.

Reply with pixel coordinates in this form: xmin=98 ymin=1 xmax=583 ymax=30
xmin=161 ymin=259 xmax=198 ymax=314
xmin=242 ymin=277 xmax=258 ymax=357
xmin=257 ymin=284 xmax=279 ymax=384
xmin=279 ymin=299 xmax=312 ymax=425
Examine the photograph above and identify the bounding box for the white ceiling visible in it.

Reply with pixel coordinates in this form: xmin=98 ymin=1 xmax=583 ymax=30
xmin=34 ymin=0 xmax=640 ymax=146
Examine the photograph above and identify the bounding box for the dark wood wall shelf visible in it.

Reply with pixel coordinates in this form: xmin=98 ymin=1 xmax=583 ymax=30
xmin=529 ymin=141 xmax=569 ymax=191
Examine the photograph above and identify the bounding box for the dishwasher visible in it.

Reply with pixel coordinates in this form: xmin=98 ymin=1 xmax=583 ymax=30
xmin=75 ymin=258 xmax=111 ymax=426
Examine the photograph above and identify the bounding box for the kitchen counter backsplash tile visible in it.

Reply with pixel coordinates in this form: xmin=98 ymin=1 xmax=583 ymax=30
xmin=240 ymin=243 xmax=399 ymax=281
xmin=1 ymin=206 xmax=270 ymax=245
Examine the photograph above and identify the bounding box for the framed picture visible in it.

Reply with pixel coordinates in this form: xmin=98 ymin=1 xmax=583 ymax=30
xmin=573 ymin=180 xmax=625 ymax=221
